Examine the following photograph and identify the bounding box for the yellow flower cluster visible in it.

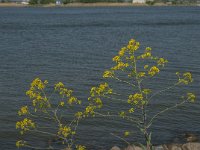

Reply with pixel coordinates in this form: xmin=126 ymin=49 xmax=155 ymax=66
xmin=127 ymin=89 xmax=151 ymax=110
xmin=30 ymin=78 xmax=48 ymax=90
xmin=103 ymin=70 xmax=114 ymax=78
xmin=55 ymin=82 xmax=81 ymax=105
xmin=59 ymin=101 xmax=65 ymax=106
xmin=148 ymin=66 xmax=160 ymax=76
xmin=26 ymin=78 xmax=50 ymax=110
xmin=128 ymin=108 xmax=135 ymax=113
xmin=108 ymin=39 xmax=140 ymax=73
xmin=18 ymin=106 xmax=29 ymax=116
xmin=76 ymin=145 xmax=86 ymax=150
xmin=142 ymin=89 xmax=152 ymax=95
xmin=127 ymin=93 xmax=146 ymax=106
xmin=58 ymin=124 xmax=72 ymax=138
xmin=127 ymin=39 xmax=140 ymax=53
xmin=176 ymin=72 xmax=193 ymax=85
xmin=137 ymin=47 xmax=152 ymax=59
xmin=112 ymin=55 xmax=121 ymax=62
xmin=84 ymin=105 xmax=96 ymax=116
xmin=186 ymin=93 xmax=196 ymax=102
xmin=16 ymin=140 xmax=26 ymax=148
xmin=75 ymin=111 xmax=83 ymax=119
xmin=16 ymin=118 xmax=35 ymax=134
xmin=86 ymin=83 xmax=113 ymax=116
xmin=90 ymin=83 xmax=112 ymax=97
xmin=138 ymin=72 xmax=146 ymax=78
xmin=119 ymin=111 xmax=126 ymax=118
xmin=55 ymin=82 xmax=72 ymax=97
xmin=103 ymin=39 xmax=167 ymax=81
xmin=111 ymin=62 xmax=129 ymax=71
xmin=157 ymin=58 xmax=168 ymax=67
xmin=118 ymin=47 xmax=126 ymax=56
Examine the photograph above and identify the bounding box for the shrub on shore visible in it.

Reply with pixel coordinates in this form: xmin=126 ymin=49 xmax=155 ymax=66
xmin=16 ymin=38 xmax=196 ymax=150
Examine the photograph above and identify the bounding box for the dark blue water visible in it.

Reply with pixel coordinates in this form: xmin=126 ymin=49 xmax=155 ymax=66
xmin=0 ymin=6 xmax=200 ymax=150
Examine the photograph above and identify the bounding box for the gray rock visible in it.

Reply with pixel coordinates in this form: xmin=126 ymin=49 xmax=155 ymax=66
xmin=111 ymin=146 xmax=121 ymax=150
xmin=184 ymin=134 xmax=199 ymax=142
xmin=153 ymin=145 xmax=165 ymax=150
xmin=182 ymin=142 xmax=200 ymax=150
xmin=163 ymin=144 xmax=182 ymax=150
xmin=124 ymin=145 xmax=143 ymax=150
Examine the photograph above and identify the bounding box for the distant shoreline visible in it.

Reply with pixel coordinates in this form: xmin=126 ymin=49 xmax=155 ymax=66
xmin=0 ymin=2 xmax=199 ymax=7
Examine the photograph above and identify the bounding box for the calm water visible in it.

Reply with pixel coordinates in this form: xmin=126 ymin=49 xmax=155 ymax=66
xmin=0 ymin=6 xmax=200 ymax=150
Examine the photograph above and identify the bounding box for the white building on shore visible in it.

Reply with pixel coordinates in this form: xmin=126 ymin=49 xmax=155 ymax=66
xmin=132 ymin=0 xmax=146 ymax=3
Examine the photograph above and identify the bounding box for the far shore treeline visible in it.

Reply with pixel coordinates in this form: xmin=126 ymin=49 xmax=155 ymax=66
xmin=0 ymin=0 xmax=199 ymax=5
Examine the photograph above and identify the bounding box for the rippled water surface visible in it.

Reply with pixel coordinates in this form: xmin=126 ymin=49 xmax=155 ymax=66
xmin=0 ymin=6 xmax=200 ymax=150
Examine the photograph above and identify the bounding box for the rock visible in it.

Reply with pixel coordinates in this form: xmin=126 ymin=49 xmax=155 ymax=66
xmin=153 ymin=145 xmax=165 ymax=150
xmin=182 ymin=142 xmax=200 ymax=150
xmin=111 ymin=146 xmax=121 ymax=150
xmin=162 ymin=144 xmax=169 ymax=150
xmin=163 ymin=144 xmax=182 ymax=150
xmin=124 ymin=145 xmax=143 ymax=150
xmin=184 ymin=133 xmax=199 ymax=142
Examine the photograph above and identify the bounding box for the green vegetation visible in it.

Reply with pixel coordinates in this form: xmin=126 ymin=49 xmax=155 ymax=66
xmin=146 ymin=1 xmax=155 ymax=5
xmin=16 ymin=38 xmax=196 ymax=150
xmin=29 ymin=0 xmax=55 ymax=5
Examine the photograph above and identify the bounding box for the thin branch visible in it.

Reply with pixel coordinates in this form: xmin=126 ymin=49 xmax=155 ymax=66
xmin=147 ymin=100 xmax=186 ymax=128
xmin=103 ymin=95 xmax=127 ymax=103
xmin=110 ymin=133 xmax=130 ymax=145
xmin=114 ymin=76 xmax=135 ymax=87
xmin=94 ymin=112 xmax=141 ymax=125
xmin=69 ymin=119 xmax=80 ymax=147
xmin=24 ymin=145 xmax=60 ymax=150
xmin=53 ymin=109 xmax=61 ymax=125
xmin=148 ymin=82 xmax=179 ymax=101
xmin=30 ymin=129 xmax=66 ymax=140
xmin=29 ymin=112 xmax=53 ymax=120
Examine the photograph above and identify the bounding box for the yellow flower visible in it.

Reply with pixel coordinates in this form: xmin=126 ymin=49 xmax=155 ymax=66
xmin=157 ymin=58 xmax=168 ymax=66
xmin=76 ymin=145 xmax=86 ymax=150
xmin=75 ymin=111 xmax=83 ymax=119
xmin=118 ymin=49 xmax=125 ymax=56
xmin=94 ymin=98 xmax=103 ymax=108
xmin=54 ymin=82 xmax=64 ymax=90
xmin=68 ymin=96 xmax=78 ymax=105
xmin=187 ymin=93 xmax=196 ymax=102
xmin=183 ymin=72 xmax=193 ymax=83
xmin=59 ymin=101 xmax=65 ymax=106
xmin=128 ymin=93 xmax=143 ymax=106
xmin=178 ymin=72 xmax=193 ymax=85
xmin=128 ymin=108 xmax=134 ymax=113
xmin=16 ymin=118 xmax=35 ymax=133
xmin=112 ymin=62 xmax=129 ymax=70
xmin=58 ymin=125 xmax=71 ymax=138
xmin=18 ymin=106 xmax=28 ymax=116
xmin=142 ymin=89 xmax=151 ymax=95
xmin=103 ymin=70 xmax=114 ymax=78
xmin=124 ymin=131 xmax=130 ymax=137
xmin=128 ymin=39 xmax=135 ymax=45
xmin=44 ymin=80 xmax=48 ymax=84
xmin=119 ymin=111 xmax=126 ymax=118
xmin=145 ymin=47 xmax=152 ymax=51
xmin=148 ymin=66 xmax=160 ymax=76
xmin=16 ymin=140 xmax=26 ymax=148
xmin=112 ymin=56 xmax=120 ymax=62
xmin=138 ymin=72 xmax=145 ymax=78
xmin=144 ymin=65 xmax=149 ymax=69
xmin=140 ymin=52 xmax=152 ymax=59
